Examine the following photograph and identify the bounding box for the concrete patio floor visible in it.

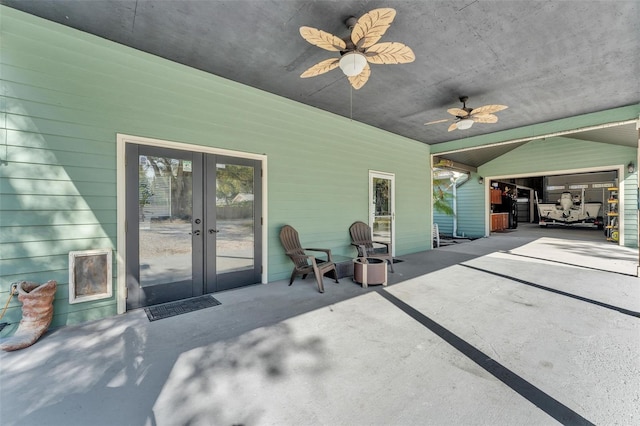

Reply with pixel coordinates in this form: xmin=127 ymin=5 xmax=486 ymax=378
xmin=1 ymin=225 xmax=639 ymax=425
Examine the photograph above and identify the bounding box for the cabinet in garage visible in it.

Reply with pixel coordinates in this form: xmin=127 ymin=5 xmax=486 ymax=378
xmin=490 ymin=182 xmax=517 ymax=231
xmin=490 ymin=189 xmax=503 ymax=204
xmin=491 ymin=212 xmax=509 ymax=231
xmin=605 ymin=187 xmax=619 ymax=242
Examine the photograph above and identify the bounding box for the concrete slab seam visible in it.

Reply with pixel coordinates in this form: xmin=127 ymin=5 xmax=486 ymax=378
xmin=377 ymin=289 xmax=595 ymax=426
xmin=460 ymin=264 xmax=640 ymax=318
xmin=502 ymin=251 xmax=638 ymax=278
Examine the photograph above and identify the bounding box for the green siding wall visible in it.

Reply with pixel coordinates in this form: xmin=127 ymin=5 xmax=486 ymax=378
xmin=479 ymin=137 xmax=637 ymax=246
xmin=455 ymin=173 xmax=486 ymax=238
xmin=0 ymin=8 xmax=432 ymax=328
xmin=622 ymin=171 xmax=638 ymax=247
xmin=433 ymin=207 xmax=454 ymax=237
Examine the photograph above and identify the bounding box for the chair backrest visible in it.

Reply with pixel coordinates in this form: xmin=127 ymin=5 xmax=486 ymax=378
xmin=279 ymin=225 xmax=308 ymax=269
xmin=349 ymin=221 xmax=374 ymax=249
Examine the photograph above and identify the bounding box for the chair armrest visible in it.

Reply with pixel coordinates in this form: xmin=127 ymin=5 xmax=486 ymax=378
xmin=372 ymin=241 xmax=392 ymax=251
xmin=350 ymin=243 xmax=367 ymax=257
xmin=303 ymin=247 xmax=333 ymax=262
xmin=287 ymin=252 xmax=320 ymax=266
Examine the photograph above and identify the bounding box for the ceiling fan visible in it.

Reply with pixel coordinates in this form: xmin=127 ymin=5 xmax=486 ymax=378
xmin=299 ymin=8 xmax=415 ymax=90
xmin=425 ymin=96 xmax=508 ymax=131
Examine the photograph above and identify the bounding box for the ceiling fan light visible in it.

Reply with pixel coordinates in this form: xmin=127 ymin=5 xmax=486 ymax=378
xmin=339 ymin=52 xmax=367 ymax=76
xmin=456 ymin=119 xmax=474 ymax=130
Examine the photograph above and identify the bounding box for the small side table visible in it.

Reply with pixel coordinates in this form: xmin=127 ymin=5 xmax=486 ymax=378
xmin=331 ymin=255 xmax=355 ymax=279
xmin=353 ymin=257 xmax=387 ymax=288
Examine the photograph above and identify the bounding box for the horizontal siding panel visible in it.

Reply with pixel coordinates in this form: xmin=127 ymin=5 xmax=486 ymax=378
xmin=0 ymin=210 xmax=115 ymax=227
xmin=0 ymin=252 xmax=69 ymax=282
xmin=57 ymin=304 xmax=118 ymax=328
xmin=6 ymin=130 xmax=114 ymax=156
xmin=1 ymin=178 xmax=116 ymax=197
xmin=6 ymin=142 xmax=115 ymax=169
xmin=1 ymin=224 xmax=115 ymax=243
xmin=1 ymin=194 xmax=115 ymax=211
xmin=1 ymin=237 xmax=115 ymax=259
xmin=0 ymin=252 xmax=117 ymax=282
xmin=456 ymin=180 xmax=486 ymax=238
xmin=434 ymin=213 xmax=454 ymax=236
xmin=1 ymin=162 xmax=115 ymax=182
xmin=622 ymin=175 xmax=638 ymax=247
xmin=6 ymin=113 xmax=117 ymax=142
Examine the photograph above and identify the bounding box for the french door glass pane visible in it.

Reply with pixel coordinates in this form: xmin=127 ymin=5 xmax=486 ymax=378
xmin=215 ymin=163 xmax=255 ymax=273
xmin=373 ymin=177 xmax=391 ymax=243
xmin=138 ymin=155 xmax=193 ymax=287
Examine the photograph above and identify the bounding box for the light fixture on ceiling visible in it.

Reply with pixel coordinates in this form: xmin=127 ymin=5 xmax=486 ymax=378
xmin=628 ymin=161 xmax=635 ymax=173
xmin=455 ymin=119 xmax=474 ymax=130
xmin=338 ymin=52 xmax=367 ymax=76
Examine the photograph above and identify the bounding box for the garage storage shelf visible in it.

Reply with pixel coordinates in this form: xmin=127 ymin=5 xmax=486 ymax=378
xmin=605 ymin=187 xmax=619 ymax=242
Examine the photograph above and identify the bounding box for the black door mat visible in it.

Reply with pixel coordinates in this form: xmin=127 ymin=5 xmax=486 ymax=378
xmin=144 ymin=295 xmax=221 ymax=321
xmin=392 ymin=259 xmax=404 ymax=263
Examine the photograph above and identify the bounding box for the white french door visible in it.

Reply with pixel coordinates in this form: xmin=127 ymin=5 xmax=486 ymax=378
xmin=369 ymin=171 xmax=395 ymax=256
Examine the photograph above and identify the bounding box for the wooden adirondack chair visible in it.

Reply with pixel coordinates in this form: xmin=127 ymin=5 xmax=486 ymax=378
xmin=349 ymin=221 xmax=394 ymax=272
xmin=279 ymin=225 xmax=339 ymax=293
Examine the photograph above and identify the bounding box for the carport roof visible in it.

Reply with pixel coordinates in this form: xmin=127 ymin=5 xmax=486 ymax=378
xmin=2 ymin=0 xmax=638 ymax=151
xmin=433 ymin=120 xmax=638 ymax=169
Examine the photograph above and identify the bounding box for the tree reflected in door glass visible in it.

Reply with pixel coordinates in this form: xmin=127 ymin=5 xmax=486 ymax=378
xmin=216 ymin=163 xmax=255 ymax=273
xmin=139 ymin=155 xmax=193 ymax=287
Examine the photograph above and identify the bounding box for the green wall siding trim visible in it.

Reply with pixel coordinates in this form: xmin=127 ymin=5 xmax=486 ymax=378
xmin=480 ymin=137 xmax=636 ymax=177
xmin=0 ymin=7 xmax=432 ymax=327
xmin=431 ymin=105 xmax=640 ymax=154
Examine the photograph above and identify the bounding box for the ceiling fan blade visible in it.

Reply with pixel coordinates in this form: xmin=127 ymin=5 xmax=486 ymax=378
xmin=447 ymin=122 xmax=458 ymax=132
xmin=300 ymin=58 xmax=340 ymax=78
xmin=424 ymin=118 xmax=451 ymax=126
xmin=365 ymin=42 xmax=415 ymax=64
xmin=470 ymin=104 xmax=508 ymax=115
xmin=348 ymin=62 xmax=371 ymax=90
xmin=299 ymin=26 xmax=346 ymax=51
xmin=471 ymin=114 xmax=499 ymax=124
xmin=351 ymin=8 xmax=396 ymax=49
xmin=447 ymin=108 xmax=469 ymax=117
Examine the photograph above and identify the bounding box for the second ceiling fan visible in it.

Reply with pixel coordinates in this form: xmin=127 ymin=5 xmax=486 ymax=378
xmin=425 ymin=97 xmax=509 ymax=131
xmin=299 ymin=8 xmax=415 ymax=89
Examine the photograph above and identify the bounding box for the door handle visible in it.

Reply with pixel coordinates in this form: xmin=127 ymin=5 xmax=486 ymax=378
xmin=208 ymin=229 xmax=220 ymax=234
xmin=190 ymin=230 xmax=201 ymax=236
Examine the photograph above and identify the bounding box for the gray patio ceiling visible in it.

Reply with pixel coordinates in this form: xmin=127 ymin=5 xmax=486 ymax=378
xmin=4 ymin=0 xmax=639 ymax=167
